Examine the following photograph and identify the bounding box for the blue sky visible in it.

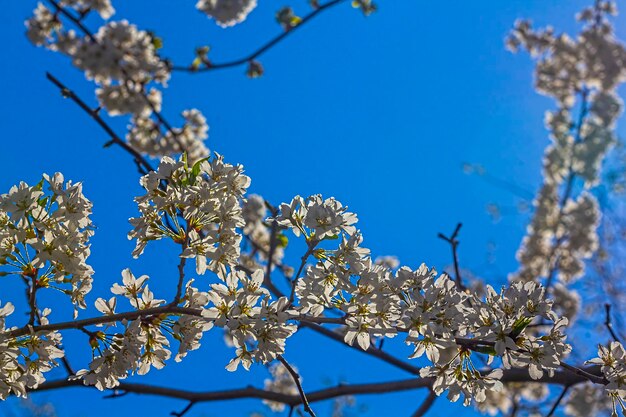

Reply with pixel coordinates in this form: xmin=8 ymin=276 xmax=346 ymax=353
xmin=2 ymin=1 xmax=625 ymax=416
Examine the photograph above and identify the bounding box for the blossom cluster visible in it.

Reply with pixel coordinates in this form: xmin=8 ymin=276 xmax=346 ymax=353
xmin=129 ymin=154 xmax=250 ymax=279
xmin=25 ymin=2 xmax=209 ymax=161
xmin=12 ymin=0 xmax=626 ymax=414
xmin=203 ymin=270 xmax=297 ymax=370
xmin=587 ymin=341 xmax=626 ymax=414
xmin=127 ymin=108 xmax=210 ymax=164
xmin=0 ymin=173 xmax=94 ymax=314
xmin=276 ymin=194 xmax=571 ymax=406
xmin=74 ymin=270 xmax=212 ymax=389
xmin=196 ymin=0 xmax=258 ymax=28
xmin=501 ymin=2 xmax=626 ymax=414
xmin=0 ymin=303 xmax=64 ymax=400
xmin=509 ymin=1 xmax=625 ymax=290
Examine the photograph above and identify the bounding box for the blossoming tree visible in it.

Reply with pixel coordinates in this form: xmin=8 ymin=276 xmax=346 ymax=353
xmin=4 ymin=1 xmax=626 ymax=416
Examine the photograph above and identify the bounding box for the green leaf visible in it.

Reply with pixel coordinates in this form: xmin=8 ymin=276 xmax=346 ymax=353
xmin=34 ymin=178 xmax=45 ymax=192
xmin=509 ymin=316 xmax=532 ymax=339
xmin=191 ymin=157 xmax=209 ymax=178
xmin=473 ymin=345 xmax=497 ymax=356
xmin=276 ymin=233 xmax=289 ymax=248
xmin=152 ymin=35 xmax=163 ymax=50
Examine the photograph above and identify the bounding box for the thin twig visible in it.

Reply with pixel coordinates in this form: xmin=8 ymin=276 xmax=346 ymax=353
xmin=604 ymin=303 xmax=623 ymax=343
xmin=289 ymin=241 xmax=317 ymax=303
xmin=437 ymin=223 xmax=465 ymax=290
xmin=265 ymin=204 xmax=280 ymax=288
xmin=46 ymin=72 xmax=154 ymax=175
xmin=59 ymin=356 xmax=75 ymax=376
xmin=170 ymin=0 xmax=347 ymax=73
xmin=545 ymin=385 xmax=570 ymax=417
xmin=411 ymin=389 xmax=438 ymax=417
xmin=46 ymin=0 xmax=95 ymax=41
xmin=172 ymin=230 xmax=190 ymax=305
xmin=171 ymin=401 xmax=196 ymax=417
xmin=277 ymin=355 xmax=316 ymax=417
xmin=46 ymin=1 xmax=186 ymax=159
xmin=559 ymin=362 xmax=606 ymax=385
xmin=27 ymin=279 xmax=38 ymax=326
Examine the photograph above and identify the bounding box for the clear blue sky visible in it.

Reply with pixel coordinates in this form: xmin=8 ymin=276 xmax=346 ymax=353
xmin=2 ymin=1 xmax=625 ymax=416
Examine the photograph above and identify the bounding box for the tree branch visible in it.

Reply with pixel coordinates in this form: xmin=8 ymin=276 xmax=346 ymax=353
xmin=171 ymin=400 xmax=196 ymax=417
xmin=604 ymin=303 xmax=623 ymax=344
xmin=278 ymin=355 xmax=316 ymax=417
xmin=437 ymin=223 xmax=465 ymax=290
xmin=45 ymin=72 xmax=154 ymax=176
xmin=170 ymin=0 xmax=347 ymax=73
xmin=6 ymin=304 xmax=202 ymax=339
xmin=411 ymin=389 xmax=437 ymax=417
xmin=27 ymin=365 xmax=602 ymax=409
xmin=172 ymin=230 xmax=190 ymax=305
xmin=545 ymin=385 xmax=570 ymax=417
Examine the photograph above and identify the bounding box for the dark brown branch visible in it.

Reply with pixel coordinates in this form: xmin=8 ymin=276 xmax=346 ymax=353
xmin=27 ymin=279 xmax=38 ymax=326
xmin=31 ymin=377 xmax=433 ymax=406
xmin=172 ymin=231 xmax=190 ymax=305
xmin=244 ymin=235 xmax=293 ymax=279
xmin=604 ymin=303 xmax=623 ymax=344
xmin=171 ymin=401 xmax=196 ymax=417
xmin=46 ymin=1 xmax=185 ymax=161
xmin=437 ymin=223 xmax=465 ymax=290
xmin=265 ymin=205 xmax=280 ymax=289
xmin=558 ymin=362 xmax=605 ymax=385
xmin=6 ymin=304 xmax=201 ymax=339
xmin=290 ymin=241 xmax=317 ymax=303
xmin=45 ymin=72 xmax=154 ymax=175
xmin=545 ymin=385 xmax=570 ymax=417
xmin=59 ymin=356 xmax=75 ymax=376
xmin=170 ymin=0 xmax=347 ymax=73
xmin=29 ymin=365 xmax=602 ymax=408
xmin=46 ymin=0 xmax=95 ymax=41
xmin=299 ymin=321 xmax=422 ymax=376
xmin=278 ymin=355 xmax=316 ymax=417
xmin=411 ymin=389 xmax=437 ymax=417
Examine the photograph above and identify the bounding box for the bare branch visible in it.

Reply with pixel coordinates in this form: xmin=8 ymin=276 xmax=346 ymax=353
xmin=171 ymin=401 xmax=196 ymax=417
xmin=290 ymin=241 xmax=318 ymax=303
xmin=545 ymin=385 xmax=570 ymax=417
xmin=30 ymin=377 xmax=432 ymax=407
xmin=45 ymin=0 xmax=95 ymax=41
xmin=265 ymin=204 xmax=280 ymax=288
xmin=278 ymin=355 xmax=316 ymax=417
xmin=437 ymin=223 xmax=465 ymax=290
xmin=27 ymin=365 xmax=603 ymax=410
xmin=604 ymin=303 xmax=623 ymax=344
xmin=45 ymin=72 xmax=154 ymax=176
xmin=172 ymin=230 xmax=190 ymax=305
xmin=411 ymin=389 xmax=437 ymax=417
xmin=299 ymin=321 xmax=422 ymax=376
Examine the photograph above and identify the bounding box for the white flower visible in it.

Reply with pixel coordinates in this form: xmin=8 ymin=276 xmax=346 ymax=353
xmin=196 ymin=0 xmax=257 ymax=28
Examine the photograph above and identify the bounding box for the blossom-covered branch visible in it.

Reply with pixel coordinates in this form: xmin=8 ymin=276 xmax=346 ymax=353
xmin=10 ymin=0 xmax=626 ymax=416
